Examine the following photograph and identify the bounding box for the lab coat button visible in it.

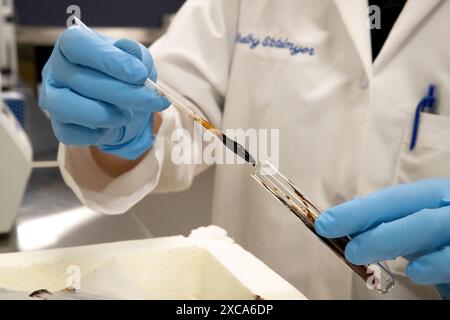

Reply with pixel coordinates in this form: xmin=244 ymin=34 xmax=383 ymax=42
xmin=358 ymin=73 xmax=369 ymax=89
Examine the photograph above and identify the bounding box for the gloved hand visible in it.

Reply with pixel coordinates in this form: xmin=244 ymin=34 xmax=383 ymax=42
xmin=39 ymin=27 xmax=170 ymax=160
xmin=315 ymin=179 xmax=450 ymax=299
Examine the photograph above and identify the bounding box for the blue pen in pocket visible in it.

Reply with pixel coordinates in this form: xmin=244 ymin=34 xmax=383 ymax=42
xmin=409 ymin=85 xmax=437 ymax=151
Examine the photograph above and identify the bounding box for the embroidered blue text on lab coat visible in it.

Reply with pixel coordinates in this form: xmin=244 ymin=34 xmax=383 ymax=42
xmin=235 ymin=33 xmax=315 ymax=57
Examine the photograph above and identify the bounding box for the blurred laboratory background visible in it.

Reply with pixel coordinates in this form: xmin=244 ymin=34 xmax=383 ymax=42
xmin=0 ymin=0 xmax=214 ymax=253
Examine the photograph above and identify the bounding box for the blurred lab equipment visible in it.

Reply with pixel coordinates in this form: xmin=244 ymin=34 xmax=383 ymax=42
xmin=0 ymin=0 xmax=18 ymax=90
xmin=0 ymin=2 xmax=32 ymax=234
xmin=0 ymin=95 xmax=32 ymax=233
xmin=2 ymin=90 xmax=25 ymax=126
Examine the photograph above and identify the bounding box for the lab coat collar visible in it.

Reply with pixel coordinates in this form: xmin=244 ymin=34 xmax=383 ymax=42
xmin=372 ymin=0 xmax=443 ymax=73
xmin=333 ymin=0 xmax=443 ymax=76
xmin=333 ymin=0 xmax=373 ymax=77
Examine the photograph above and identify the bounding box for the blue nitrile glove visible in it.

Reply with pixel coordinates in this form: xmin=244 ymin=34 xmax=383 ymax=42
xmin=315 ymin=179 xmax=450 ymax=299
xmin=39 ymin=27 xmax=170 ymax=160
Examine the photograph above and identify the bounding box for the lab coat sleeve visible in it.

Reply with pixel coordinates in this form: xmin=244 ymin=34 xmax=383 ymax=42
xmin=58 ymin=0 xmax=240 ymax=214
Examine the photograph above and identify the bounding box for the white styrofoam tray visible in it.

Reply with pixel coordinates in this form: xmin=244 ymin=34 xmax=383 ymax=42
xmin=0 ymin=226 xmax=306 ymax=300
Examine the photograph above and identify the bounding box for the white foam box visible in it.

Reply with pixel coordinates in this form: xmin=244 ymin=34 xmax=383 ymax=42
xmin=0 ymin=226 xmax=306 ymax=300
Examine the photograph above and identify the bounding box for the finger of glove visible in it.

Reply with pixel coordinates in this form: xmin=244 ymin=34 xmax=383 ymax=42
xmin=315 ymin=179 xmax=450 ymax=238
xmin=114 ymin=38 xmax=170 ymax=108
xmin=51 ymin=119 xmax=121 ymax=146
xmin=42 ymin=81 xmax=130 ymax=129
xmin=58 ymin=28 xmax=148 ymax=85
xmin=406 ymin=246 xmax=450 ymax=285
xmin=114 ymin=38 xmax=157 ymax=81
xmin=344 ymin=206 xmax=450 ymax=265
xmin=50 ymin=51 xmax=168 ymax=112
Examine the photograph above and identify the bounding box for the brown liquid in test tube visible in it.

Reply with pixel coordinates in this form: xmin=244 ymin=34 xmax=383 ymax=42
xmin=252 ymin=161 xmax=395 ymax=293
xmin=144 ymin=79 xmax=256 ymax=166
xmin=288 ymin=183 xmax=373 ymax=282
xmin=189 ymin=113 xmax=256 ymax=166
xmin=259 ymin=180 xmax=372 ymax=281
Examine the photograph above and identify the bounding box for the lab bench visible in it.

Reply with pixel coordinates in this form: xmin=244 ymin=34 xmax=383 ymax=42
xmin=0 ymin=166 xmax=151 ymax=254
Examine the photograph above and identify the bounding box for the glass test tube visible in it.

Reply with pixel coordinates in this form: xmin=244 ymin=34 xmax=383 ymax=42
xmin=251 ymin=160 xmax=395 ymax=294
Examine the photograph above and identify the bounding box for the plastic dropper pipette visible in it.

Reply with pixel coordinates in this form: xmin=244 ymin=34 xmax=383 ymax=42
xmin=72 ymin=17 xmax=256 ymax=166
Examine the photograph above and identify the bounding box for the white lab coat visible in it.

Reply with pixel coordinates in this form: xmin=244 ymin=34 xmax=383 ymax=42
xmin=58 ymin=0 xmax=450 ymax=299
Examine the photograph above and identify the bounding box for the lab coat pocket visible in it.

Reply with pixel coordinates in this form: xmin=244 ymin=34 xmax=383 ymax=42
xmin=394 ymin=112 xmax=450 ymax=185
